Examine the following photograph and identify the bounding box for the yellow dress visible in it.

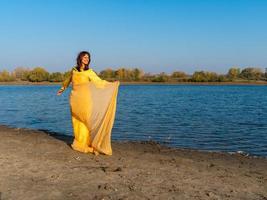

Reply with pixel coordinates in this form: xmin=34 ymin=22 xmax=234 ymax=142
xmin=62 ymin=67 xmax=120 ymax=155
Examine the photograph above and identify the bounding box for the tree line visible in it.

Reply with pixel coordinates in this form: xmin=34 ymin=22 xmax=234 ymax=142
xmin=0 ymin=66 xmax=266 ymax=82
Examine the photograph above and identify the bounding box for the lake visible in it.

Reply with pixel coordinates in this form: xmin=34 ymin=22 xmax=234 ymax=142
xmin=0 ymin=84 xmax=266 ymax=157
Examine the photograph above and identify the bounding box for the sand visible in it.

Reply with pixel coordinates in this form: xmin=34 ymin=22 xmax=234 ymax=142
xmin=0 ymin=125 xmax=266 ymax=200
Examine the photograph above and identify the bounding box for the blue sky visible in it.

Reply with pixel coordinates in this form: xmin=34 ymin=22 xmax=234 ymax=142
xmin=0 ymin=0 xmax=266 ymax=74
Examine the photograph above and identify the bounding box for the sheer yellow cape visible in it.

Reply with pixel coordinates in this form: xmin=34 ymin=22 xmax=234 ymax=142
xmin=66 ymin=68 xmax=119 ymax=155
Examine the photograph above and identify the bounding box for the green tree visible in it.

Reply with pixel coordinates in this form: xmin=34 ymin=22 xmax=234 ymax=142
xmin=191 ymin=71 xmax=207 ymax=82
xmin=142 ymin=73 xmax=154 ymax=82
xmin=28 ymin=67 xmax=49 ymax=82
xmin=206 ymin=72 xmax=219 ymax=82
xmin=171 ymin=71 xmax=188 ymax=82
xmin=132 ymin=68 xmax=144 ymax=81
xmin=13 ymin=67 xmax=31 ymax=81
xmin=151 ymin=72 xmax=170 ymax=82
xmin=0 ymin=70 xmax=16 ymax=82
xmin=171 ymin=71 xmax=187 ymax=78
xmin=99 ymin=68 xmax=115 ymax=80
xmin=227 ymin=67 xmax=240 ymax=80
xmin=239 ymin=67 xmax=264 ymax=80
xmin=115 ymin=68 xmax=128 ymax=81
xmin=191 ymin=71 xmax=220 ymax=82
xmin=49 ymin=72 xmax=64 ymax=82
xmin=218 ymin=75 xmax=228 ymax=82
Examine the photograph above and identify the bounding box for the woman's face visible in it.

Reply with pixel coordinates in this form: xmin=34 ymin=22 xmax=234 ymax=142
xmin=81 ymin=54 xmax=89 ymax=66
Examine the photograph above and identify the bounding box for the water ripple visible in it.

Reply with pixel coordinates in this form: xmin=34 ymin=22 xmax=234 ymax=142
xmin=0 ymin=84 xmax=266 ymax=157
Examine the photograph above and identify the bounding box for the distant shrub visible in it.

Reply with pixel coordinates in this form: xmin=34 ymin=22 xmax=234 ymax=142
xmin=239 ymin=67 xmax=264 ymax=80
xmin=99 ymin=68 xmax=116 ymax=80
xmin=49 ymin=72 xmax=64 ymax=82
xmin=227 ymin=67 xmax=240 ymax=80
xmin=27 ymin=67 xmax=49 ymax=82
xmin=1 ymin=65 xmax=266 ymax=83
xmin=13 ymin=67 xmax=31 ymax=81
xmin=151 ymin=72 xmax=169 ymax=82
xmin=191 ymin=71 xmax=222 ymax=82
xmin=0 ymin=70 xmax=16 ymax=82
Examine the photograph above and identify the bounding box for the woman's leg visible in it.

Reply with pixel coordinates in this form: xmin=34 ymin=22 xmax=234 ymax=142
xmin=71 ymin=116 xmax=93 ymax=153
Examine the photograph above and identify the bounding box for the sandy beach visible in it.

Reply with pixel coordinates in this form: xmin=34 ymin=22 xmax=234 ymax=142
xmin=0 ymin=125 xmax=266 ymax=200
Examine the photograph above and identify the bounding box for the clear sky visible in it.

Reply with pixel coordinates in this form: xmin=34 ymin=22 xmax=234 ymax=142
xmin=0 ymin=0 xmax=266 ymax=74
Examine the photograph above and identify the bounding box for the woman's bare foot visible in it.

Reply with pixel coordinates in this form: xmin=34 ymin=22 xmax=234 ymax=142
xmin=85 ymin=146 xmax=94 ymax=153
xmin=71 ymin=143 xmax=93 ymax=154
xmin=93 ymin=148 xmax=100 ymax=156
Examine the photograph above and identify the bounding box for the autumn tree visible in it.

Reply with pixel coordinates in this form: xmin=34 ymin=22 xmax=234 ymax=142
xmin=227 ymin=67 xmax=240 ymax=80
xmin=171 ymin=71 xmax=188 ymax=82
xmin=191 ymin=71 xmax=207 ymax=82
xmin=115 ymin=68 xmax=127 ymax=81
xmin=13 ymin=67 xmax=31 ymax=81
xmin=27 ymin=67 xmax=49 ymax=82
xmin=191 ymin=71 xmax=220 ymax=82
xmin=49 ymin=72 xmax=64 ymax=82
xmin=99 ymin=68 xmax=115 ymax=80
xmin=151 ymin=72 xmax=170 ymax=82
xmin=131 ymin=68 xmax=144 ymax=81
xmin=0 ymin=70 xmax=15 ymax=81
xmin=239 ymin=67 xmax=264 ymax=80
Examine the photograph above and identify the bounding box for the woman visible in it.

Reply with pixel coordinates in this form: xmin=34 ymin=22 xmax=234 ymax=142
xmin=57 ymin=51 xmax=120 ymax=156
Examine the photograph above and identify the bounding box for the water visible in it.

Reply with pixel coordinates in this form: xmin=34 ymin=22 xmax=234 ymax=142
xmin=0 ymin=84 xmax=266 ymax=157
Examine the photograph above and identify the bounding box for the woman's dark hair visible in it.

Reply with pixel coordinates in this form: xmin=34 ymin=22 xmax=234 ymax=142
xmin=76 ymin=51 xmax=91 ymax=71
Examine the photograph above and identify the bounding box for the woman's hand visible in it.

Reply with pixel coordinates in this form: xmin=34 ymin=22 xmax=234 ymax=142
xmin=57 ymin=87 xmax=65 ymax=96
xmin=114 ymin=80 xmax=120 ymax=86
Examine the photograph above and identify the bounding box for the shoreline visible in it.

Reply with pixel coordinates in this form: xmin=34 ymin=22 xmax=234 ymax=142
xmin=1 ymin=80 xmax=267 ymax=86
xmin=2 ymin=124 xmax=267 ymax=159
xmin=0 ymin=125 xmax=266 ymax=199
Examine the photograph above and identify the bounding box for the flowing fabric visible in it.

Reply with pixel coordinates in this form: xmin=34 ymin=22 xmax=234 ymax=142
xmin=69 ymin=68 xmax=119 ymax=155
